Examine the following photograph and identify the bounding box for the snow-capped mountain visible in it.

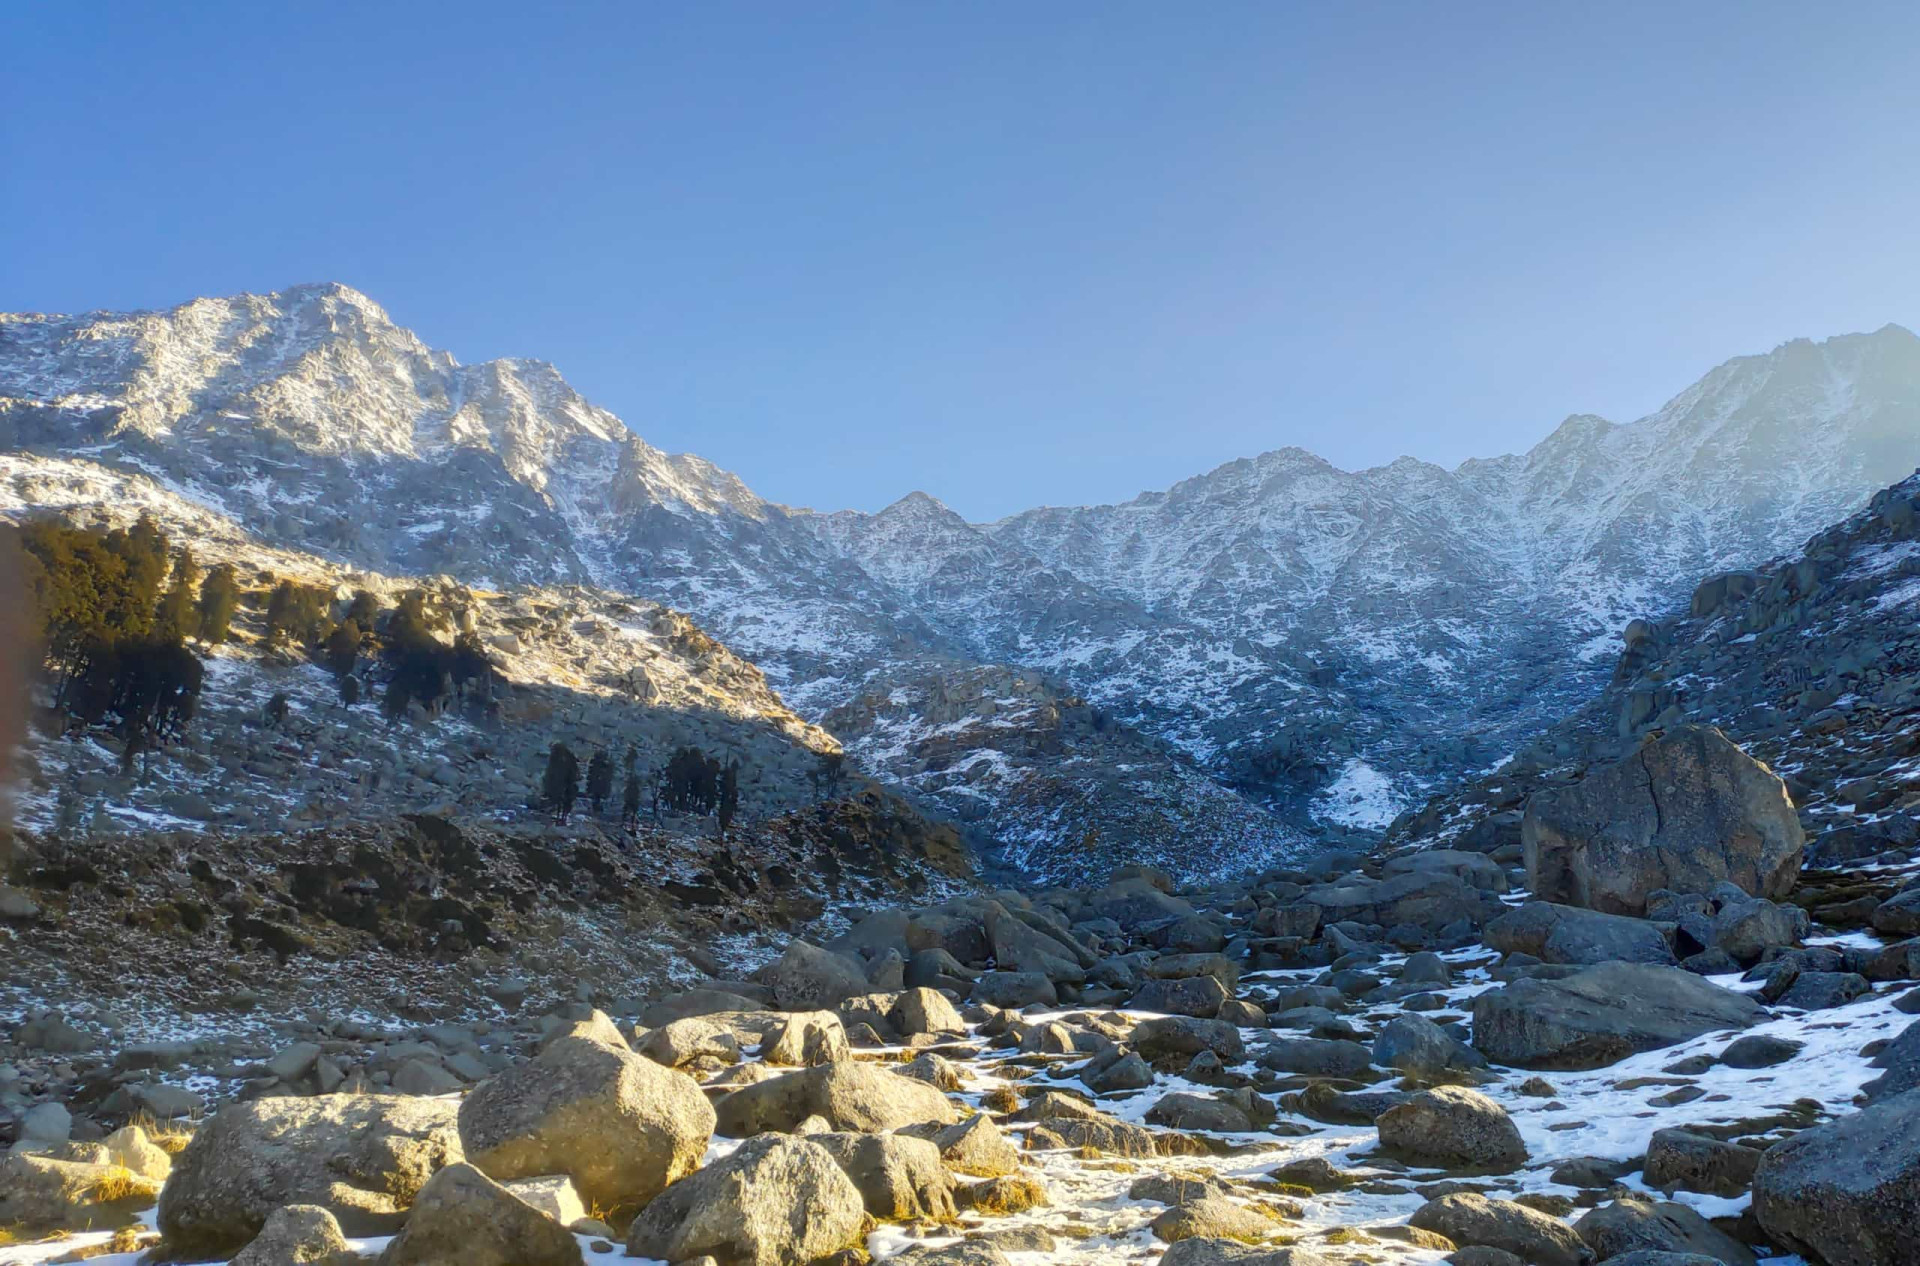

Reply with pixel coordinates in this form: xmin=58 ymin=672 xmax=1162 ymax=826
xmin=4 ymin=283 xmax=1917 ymax=873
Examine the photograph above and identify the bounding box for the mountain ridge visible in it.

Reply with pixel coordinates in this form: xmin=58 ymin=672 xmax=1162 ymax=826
xmin=5 ymin=282 xmax=1918 ymax=876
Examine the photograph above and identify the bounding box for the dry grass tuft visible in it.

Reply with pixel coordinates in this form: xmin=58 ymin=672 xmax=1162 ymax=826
xmin=88 ymin=1166 xmax=163 ymax=1205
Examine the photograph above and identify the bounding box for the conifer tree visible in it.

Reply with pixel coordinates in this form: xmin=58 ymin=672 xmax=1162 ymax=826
xmin=154 ymin=547 xmax=201 ymax=643
xmin=197 ymin=564 xmax=239 ymax=644
xmin=585 ymin=748 xmax=615 ymax=814
xmin=542 ymin=741 xmax=580 ymax=823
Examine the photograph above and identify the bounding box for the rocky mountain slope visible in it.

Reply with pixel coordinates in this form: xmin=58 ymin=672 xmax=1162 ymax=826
xmin=1387 ymin=466 xmax=1920 ymax=874
xmin=0 ymin=451 xmax=843 ymax=840
xmin=5 ymin=284 xmax=1917 ymax=878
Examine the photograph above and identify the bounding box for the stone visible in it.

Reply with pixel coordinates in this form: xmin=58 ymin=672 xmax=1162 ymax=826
xmin=715 ymin=1059 xmax=956 ymax=1136
xmin=626 ymin=1135 xmax=865 ymax=1266
xmin=1864 ymin=1019 xmax=1920 ymax=1101
xmin=810 ymin=1131 xmax=956 ymax=1221
xmin=1573 ymin=1198 xmax=1756 ymax=1266
xmin=103 ymin=1124 xmax=172 ymax=1182
xmin=501 ymin=1174 xmax=588 ymax=1227
xmin=755 ymin=941 xmax=872 ymax=1010
xmin=156 ymin=1094 xmax=463 ymax=1255
xmin=1084 ymin=1049 xmax=1154 ymax=1092
xmin=958 ymin=1173 xmax=1049 ymax=1213
xmin=378 ymin=1162 xmax=584 ymax=1266
xmin=1522 ymin=726 xmax=1804 ymax=916
xmin=230 ymin=1204 xmax=354 ymax=1266
xmin=1129 ymin=1173 xmax=1239 ymax=1204
xmin=1485 ymin=902 xmax=1677 ymax=966
xmin=1718 ymin=1034 xmax=1802 ymax=1068
xmin=1409 ymin=1194 xmax=1592 ymax=1266
xmin=1471 ymin=963 xmax=1763 ymax=1070
xmin=1753 ymin=1088 xmax=1920 ymax=1266
xmin=458 ymin=1014 xmax=714 ymax=1215
xmin=639 ymin=1016 xmax=743 ymax=1069
xmin=0 ymin=1152 xmax=162 ymax=1232
xmin=1377 ymin=1087 xmax=1528 ymax=1172
xmin=1372 ymin=1013 xmax=1484 ymax=1077
xmin=1130 ymin=974 xmax=1229 ymax=1018
xmin=638 ymin=989 xmax=768 ymax=1027
xmin=761 ymin=1011 xmax=851 ymax=1067
xmin=1157 ymin=1241 xmax=1333 ymax=1266
xmin=1132 ymin=1016 xmax=1245 ymax=1062
xmin=971 ymin=971 xmax=1058 ymax=1008
xmin=1150 ymin=1194 xmax=1282 ymax=1243
xmin=932 ymin=1112 xmax=1022 ymax=1177
xmin=1643 ymin=1128 xmax=1762 ymax=1197
xmin=898 ymin=1051 xmax=965 ymax=1091
xmin=1254 ymin=1037 xmax=1371 ymax=1078
xmin=266 ymin=1041 xmax=324 ymax=1081
xmin=18 ymin=1100 xmax=71 ymax=1144
xmin=889 ymin=987 xmax=965 ymax=1036
xmin=1776 ymin=970 xmax=1872 ymax=1011
xmin=393 ymin=1058 xmax=462 ymax=1096
xmin=1146 ymin=1091 xmax=1263 ymax=1133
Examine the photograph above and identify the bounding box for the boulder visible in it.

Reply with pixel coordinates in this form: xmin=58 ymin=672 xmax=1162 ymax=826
xmin=1643 ymin=1128 xmax=1762 ymax=1197
xmin=1484 ymin=902 xmax=1676 ymax=966
xmin=639 ymin=988 xmax=768 ymax=1027
xmin=458 ymin=1015 xmax=714 ymax=1215
xmin=1254 ymin=1037 xmax=1371 ymax=1078
xmin=1409 ymin=1193 xmax=1593 ymax=1266
xmin=378 ymin=1162 xmax=583 ymax=1266
xmin=1753 ymin=1089 xmax=1920 ymax=1266
xmin=1522 ymin=726 xmax=1804 ymax=916
xmin=971 ymin=971 xmax=1057 ymax=1008
xmin=1377 ymin=1087 xmax=1527 ymax=1172
xmin=1864 ymin=1019 xmax=1920 ymax=1101
xmin=755 ymin=941 xmax=871 ymax=1010
xmin=157 ymin=1094 xmax=463 ymax=1255
xmin=1157 ymin=1241 xmax=1333 ymax=1266
xmin=1372 ymin=1013 xmax=1484 ymax=1077
xmin=931 ymin=1112 xmax=1022 ymax=1177
xmin=639 ymin=1016 xmax=743 ymax=1069
xmin=1305 ymin=871 xmax=1494 ymax=931
xmin=1471 ymin=963 xmax=1763 ymax=1069
xmin=625 ymin=1135 xmax=865 ymax=1266
xmin=1573 ymin=1198 xmax=1756 ymax=1266
xmin=715 ymin=1060 xmax=957 ymax=1136
xmin=1150 ymin=1195 xmax=1282 ymax=1243
xmin=1132 ymin=1016 xmax=1245 ymax=1062
xmin=760 ymin=1011 xmax=851 ymax=1066
xmin=889 ymin=986 xmax=966 ymax=1036
xmin=230 ymin=1205 xmax=354 ymax=1266
xmin=1130 ymin=975 xmax=1229 ymax=1018
xmin=0 ymin=1151 xmax=162 ymax=1232
xmin=810 ymin=1131 xmax=956 ymax=1221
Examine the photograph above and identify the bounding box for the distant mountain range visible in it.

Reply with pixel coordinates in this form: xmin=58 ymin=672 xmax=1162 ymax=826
xmin=4 ymin=282 xmax=1916 ymax=878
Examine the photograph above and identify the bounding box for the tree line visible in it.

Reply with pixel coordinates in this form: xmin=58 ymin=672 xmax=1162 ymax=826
xmin=540 ymin=740 xmax=742 ymax=833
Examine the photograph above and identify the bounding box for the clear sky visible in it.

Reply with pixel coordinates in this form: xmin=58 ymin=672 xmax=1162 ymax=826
xmin=6 ymin=3 xmax=1919 ymax=519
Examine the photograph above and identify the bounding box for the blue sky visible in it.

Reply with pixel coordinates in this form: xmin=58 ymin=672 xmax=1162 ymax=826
xmin=6 ymin=3 xmax=1919 ymax=519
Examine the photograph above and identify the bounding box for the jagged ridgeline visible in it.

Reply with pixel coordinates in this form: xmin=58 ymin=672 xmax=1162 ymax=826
xmin=3 ymin=284 xmax=1920 ymax=880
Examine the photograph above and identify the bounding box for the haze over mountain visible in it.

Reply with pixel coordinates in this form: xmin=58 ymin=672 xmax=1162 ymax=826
xmin=3 ymin=282 xmax=1917 ymax=874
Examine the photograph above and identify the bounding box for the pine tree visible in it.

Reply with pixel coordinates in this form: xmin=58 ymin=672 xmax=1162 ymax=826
xmin=621 ymin=767 xmax=642 ymax=830
xmin=339 ymin=673 xmax=361 ymax=707
xmin=585 ymin=748 xmax=614 ymax=814
xmin=154 ymin=547 xmax=201 ymax=643
xmin=197 ymin=564 xmax=239 ymax=644
xmin=322 ymin=620 xmax=360 ymax=678
xmin=346 ymin=589 xmax=381 ymax=630
xmin=718 ymin=759 xmax=741 ymax=833
xmin=542 ymin=741 xmax=580 ymax=823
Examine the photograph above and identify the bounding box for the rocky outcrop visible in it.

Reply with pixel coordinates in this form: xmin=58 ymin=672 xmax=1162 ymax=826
xmin=1522 ymin=726 xmax=1804 ymax=916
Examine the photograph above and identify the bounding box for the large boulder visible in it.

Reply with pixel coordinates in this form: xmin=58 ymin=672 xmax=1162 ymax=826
xmin=1131 ymin=1016 xmax=1245 ymax=1062
xmin=1573 ymin=1198 xmax=1756 ymax=1266
xmin=1409 ymin=1193 xmax=1593 ymax=1266
xmin=378 ymin=1163 xmax=584 ymax=1266
xmin=760 ymin=1011 xmax=851 ymax=1067
xmin=1753 ymin=1089 xmax=1920 ymax=1266
xmin=755 ymin=941 xmax=872 ymax=1010
xmin=1130 ymin=975 xmax=1229 ymax=1018
xmin=625 ymin=1135 xmax=865 ymax=1266
xmin=1376 ymin=1087 xmax=1527 ymax=1172
xmin=156 ymin=1094 xmax=463 ymax=1255
xmin=1522 ymin=726 xmax=1804 ymax=916
xmin=889 ymin=986 xmax=965 ymax=1036
xmin=715 ymin=1060 xmax=957 ymax=1136
xmin=809 ymin=1131 xmax=957 ymax=1221
xmin=1472 ymin=962 xmax=1763 ymax=1070
xmin=929 ymin=1112 xmax=1021 ymax=1177
xmin=1484 ymin=902 xmax=1676 ymax=966
xmin=1372 ymin=1013 xmax=1485 ymax=1077
xmin=458 ymin=1015 xmax=713 ymax=1216
xmin=1304 ymin=870 xmax=1496 ymax=931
